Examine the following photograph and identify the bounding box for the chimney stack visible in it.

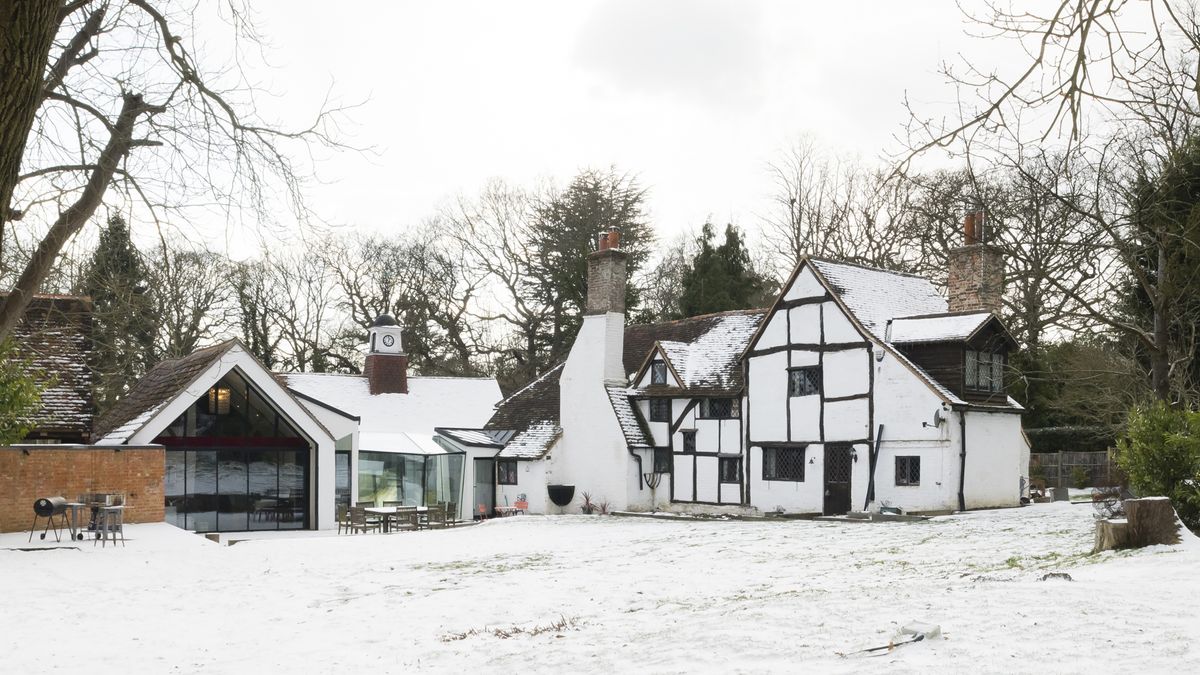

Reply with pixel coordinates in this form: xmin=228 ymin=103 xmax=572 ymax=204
xmin=586 ymin=226 xmax=628 ymax=315
xmin=364 ymin=313 xmax=408 ymax=394
xmin=947 ymin=209 xmax=1004 ymax=315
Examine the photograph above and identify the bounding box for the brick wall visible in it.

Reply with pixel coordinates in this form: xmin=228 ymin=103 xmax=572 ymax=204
xmin=586 ymin=248 xmax=628 ymax=315
xmin=947 ymin=244 xmax=1004 ymax=314
xmin=0 ymin=446 xmax=164 ymax=533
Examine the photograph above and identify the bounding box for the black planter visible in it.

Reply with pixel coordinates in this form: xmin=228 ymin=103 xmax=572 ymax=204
xmin=547 ymin=484 xmax=575 ymax=507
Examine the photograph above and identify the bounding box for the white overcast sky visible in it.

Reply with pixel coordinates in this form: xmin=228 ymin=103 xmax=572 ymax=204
xmin=207 ymin=0 xmax=1022 ymax=245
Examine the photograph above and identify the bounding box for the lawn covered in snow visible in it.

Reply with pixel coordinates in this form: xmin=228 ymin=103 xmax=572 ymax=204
xmin=1 ymin=503 xmax=1196 ymax=673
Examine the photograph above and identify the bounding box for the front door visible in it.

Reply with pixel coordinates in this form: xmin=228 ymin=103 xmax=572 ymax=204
xmin=823 ymin=444 xmax=853 ymax=516
xmin=472 ymin=458 xmax=495 ymax=519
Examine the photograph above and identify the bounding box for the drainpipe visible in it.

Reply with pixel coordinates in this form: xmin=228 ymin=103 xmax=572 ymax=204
xmin=957 ymin=407 xmax=967 ymax=512
xmin=629 ymin=446 xmax=644 ymax=490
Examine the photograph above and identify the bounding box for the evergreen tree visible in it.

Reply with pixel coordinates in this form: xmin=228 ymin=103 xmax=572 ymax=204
xmin=678 ymin=222 xmax=769 ymax=318
xmin=78 ymin=215 xmax=156 ymax=413
xmin=528 ymin=168 xmax=655 ymax=362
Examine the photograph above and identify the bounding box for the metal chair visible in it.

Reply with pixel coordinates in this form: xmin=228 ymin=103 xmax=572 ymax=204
xmin=336 ymin=504 xmax=351 ymax=535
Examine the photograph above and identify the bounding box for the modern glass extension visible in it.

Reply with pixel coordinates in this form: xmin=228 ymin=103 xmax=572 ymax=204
xmin=357 ymin=450 xmax=463 ymax=508
xmin=160 ymin=370 xmax=313 ymax=532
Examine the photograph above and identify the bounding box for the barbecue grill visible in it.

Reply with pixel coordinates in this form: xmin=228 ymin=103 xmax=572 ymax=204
xmin=29 ymin=496 xmax=69 ymax=542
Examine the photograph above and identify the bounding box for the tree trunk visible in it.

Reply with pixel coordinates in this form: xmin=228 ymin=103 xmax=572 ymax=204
xmin=0 ymin=1 xmax=61 ymax=226
xmin=0 ymin=92 xmax=158 ymax=342
xmin=1125 ymin=497 xmax=1181 ymax=547
xmin=1151 ymin=244 xmax=1170 ymax=401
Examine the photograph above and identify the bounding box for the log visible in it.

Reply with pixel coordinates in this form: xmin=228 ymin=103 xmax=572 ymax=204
xmin=1124 ymin=497 xmax=1182 ymax=547
xmin=1093 ymin=518 xmax=1130 ymax=553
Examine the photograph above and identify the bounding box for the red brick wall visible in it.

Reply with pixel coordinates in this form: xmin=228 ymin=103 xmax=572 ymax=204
xmin=365 ymin=353 xmax=409 ymax=394
xmin=0 ymin=446 xmax=164 ymax=533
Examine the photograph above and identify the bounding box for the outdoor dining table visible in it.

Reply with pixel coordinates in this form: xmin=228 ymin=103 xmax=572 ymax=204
xmin=364 ymin=506 xmax=427 ymax=533
xmin=64 ymin=502 xmax=89 ymax=541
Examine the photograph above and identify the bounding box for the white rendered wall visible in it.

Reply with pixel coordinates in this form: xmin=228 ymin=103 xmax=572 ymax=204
xmin=296 ymin=399 xmax=360 ymax=520
xmin=497 ymin=460 xmax=547 ymax=514
xmin=748 ymin=444 xmax=822 ymax=513
xmin=962 ymin=411 xmax=1024 ymax=509
xmin=748 ymin=352 xmax=788 ymax=442
xmin=553 ymin=311 xmax=637 ymax=511
xmin=783 ymin=266 xmax=827 ymax=300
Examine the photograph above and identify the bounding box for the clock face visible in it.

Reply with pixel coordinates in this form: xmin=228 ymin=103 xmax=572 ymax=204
xmin=382 ymin=334 xmax=395 ymax=348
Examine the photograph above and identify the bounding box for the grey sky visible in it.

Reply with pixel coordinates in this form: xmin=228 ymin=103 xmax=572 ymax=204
xmin=223 ymin=1 xmax=1018 ymax=245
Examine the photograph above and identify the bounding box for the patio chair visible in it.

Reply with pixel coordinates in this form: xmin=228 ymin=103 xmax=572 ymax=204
xmin=348 ymin=507 xmax=381 ymax=534
xmin=391 ymin=506 xmax=419 ymax=532
xmin=426 ymin=504 xmax=448 ymax=530
xmin=336 ymin=504 xmax=351 ymax=535
xmin=444 ymin=502 xmax=458 ymax=527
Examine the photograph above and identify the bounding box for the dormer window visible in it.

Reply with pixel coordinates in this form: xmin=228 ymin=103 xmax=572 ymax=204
xmin=651 ymin=361 xmax=667 ymax=385
xmin=966 ymin=350 xmax=1005 ymax=393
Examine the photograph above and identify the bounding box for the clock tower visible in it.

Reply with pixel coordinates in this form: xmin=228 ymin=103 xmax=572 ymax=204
xmin=364 ymin=314 xmax=408 ymax=394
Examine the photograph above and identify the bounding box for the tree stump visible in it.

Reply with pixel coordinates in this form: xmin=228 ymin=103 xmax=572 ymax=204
xmin=1093 ymin=518 xmax=1130 ymax=553
xmin=1125 ymin=497 xmax=1182 ymax=547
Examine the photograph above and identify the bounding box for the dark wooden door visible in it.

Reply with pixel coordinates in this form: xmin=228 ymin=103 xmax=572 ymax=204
xmin=823 ymin=444 xmax=853 ymax=515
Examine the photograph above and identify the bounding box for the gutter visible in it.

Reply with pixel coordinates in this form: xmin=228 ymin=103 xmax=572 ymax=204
xmin=629 ymin=445 xmax=645 ymax=490
xmin=957 ymin=407 xmax=967 ymax=512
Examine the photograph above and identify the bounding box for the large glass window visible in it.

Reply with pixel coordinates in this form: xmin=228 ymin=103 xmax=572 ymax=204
xmin=165 ymin=448 xmax=308 ymax=532
xmin=335 ymin=451 xmax=351 ymax=508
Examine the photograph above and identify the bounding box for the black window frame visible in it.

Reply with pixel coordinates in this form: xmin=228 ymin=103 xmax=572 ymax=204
xmin=895 ymin=455 xmax=921 ymax=486
xmin=787 ymin=366 xmax=822 ymax=397
xmin=648 ymin=397 xmax=671 ymax=423
xmin=719 ymin=456 xmax=742 ymax=484
xmin=653 ymin=447 xmax=671 ymax=473
xmin=762 ymin=446 xmax=806 ymax=482
xmin=497 ymin=459 xmax=519 ymax=485
xmin=681 ymin=430 xmax=697 ymax=453
xmin=965 ymin=349 xmax=1005 ymax=393
xmin=698 ymin=397 xmax=740 ymax=419
xmin=651 ymin=361 xmax=668 ymax=385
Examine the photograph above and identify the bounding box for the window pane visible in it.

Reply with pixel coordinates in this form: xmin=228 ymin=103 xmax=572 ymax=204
xmin=335 ymin=451 xmax=351 ymax=507
xmin=248 ymin=450 xmax=279 ymax=531
xmin=654 ymin=448 xmax=671 ymax=473
xmin=763 ymin=447 xmax=804 ymax=481
xmin=650 ymin=398 xmax=670 ymax=422
xmin=789 ymin=367 xmax=821 ymax=397
xmin=965 ymin=350 xmax=978 ymax=388
xmin=187 ymin=450 xmax=217 ymax=532
xmin=164 ymin=450 xmax=187 ymax=529
xmin=719 ymin=457 xmax=740 ymax=483
xmin=682 ymin=431 xmax=696 ymax=453
xmin=217 ymin=449 xmax=249 ymax=532
xmin=992 ymin=355 xmax=1004 ymax=392
xmin=278 ymin=449 xmax=307 ymax=529
xmin=651 ymin=362 xmax=667 ymax=384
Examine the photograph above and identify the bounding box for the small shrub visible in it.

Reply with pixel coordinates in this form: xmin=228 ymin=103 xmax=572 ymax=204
xmin=1070 ymin=466 xmax=1090 ymax=489
xmin=580 ymin=492 xmax=596 ymax=514
xmin=1115 ymin=402 xmax=1200 ymax=532
xmin=597 ymin=499 xmax=611 ymax=515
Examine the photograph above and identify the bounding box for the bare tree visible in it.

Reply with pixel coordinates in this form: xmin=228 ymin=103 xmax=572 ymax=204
xmin=148 ymin=243 xmax=234 ymax=358
xmin=0 ymin=1 xmax=348 ymax=340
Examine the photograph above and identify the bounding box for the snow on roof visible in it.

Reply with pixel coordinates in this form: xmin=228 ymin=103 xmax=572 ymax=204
xmin=9 ymin=296 xmax=95 ymax=440
xmin=654 ymin=310 xmax=762 ymax=391
xmin=497 ymin=421 xmax=561 ymax=459
xmin=95 ymin=404 xmax=165 ymax=445
xmin=808 ymin=259 xmax=947 ymax=341
xmin=607 ymin=385 xmax=652 ymax=449
xmin=889 ymin=312 xmax=993 ymax=344
xmin=359 ymin=431 xmax=448 ymax=456
xmin=284 ymin=373 xmax=502 ymax=442
xmin=436 ymin=427 xmax=514 ymax=448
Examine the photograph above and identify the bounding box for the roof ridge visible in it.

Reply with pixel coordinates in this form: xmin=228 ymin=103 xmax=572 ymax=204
xmin=629 ymin=307 xmax=768 ymax=332
xmin=496 ymin=361 xmax=565 ymax=407
xmin=807 ymin=256 xmax=927 ymax=279
xmin=892 ymin=310 xmax=993 ymax=321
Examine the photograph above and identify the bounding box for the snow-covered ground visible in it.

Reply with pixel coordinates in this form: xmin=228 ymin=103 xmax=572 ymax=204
xmin=2 ymin=503 xmax=1196 ymax=673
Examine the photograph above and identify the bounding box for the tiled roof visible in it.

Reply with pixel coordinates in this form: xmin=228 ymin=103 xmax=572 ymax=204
xmin=7 ymin=296 xmax=95 ymax=440
xmin=497 ymin=421 xmax=561 ymax=459
xmin=606 ymin=385 xmax=652 ymax=449
xmin=484 ymin=362 xmax=563 ymax=434
xmin=808 ymin=259 xmax=946 ymax=341
xmin=888 ymin=312 xmax=993 ymax=344
xmin=93 ymin=340 xmax=235 ymax=443
xmin=625 ymin=309 xmax=765 ymax=394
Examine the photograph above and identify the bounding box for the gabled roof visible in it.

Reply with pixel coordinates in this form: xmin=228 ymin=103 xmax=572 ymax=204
xmin=93 ymin=340 xmax=235 ymax=443
xmin=888 ymin=311 xmax=1018 ymax=349
xmin=6 ymin=295 xmax=95 ymax=440
xmin=627 ymin=309 xmax=766 ymax=395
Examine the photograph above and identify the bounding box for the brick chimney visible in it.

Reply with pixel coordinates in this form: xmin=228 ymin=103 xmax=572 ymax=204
xmin=586 ymin=227 xmax=627 ymax=315
xmin=364 ymin=313 xmax=408 ymax=394
xmin=947 ymin=210 xmax=1005 ymax=314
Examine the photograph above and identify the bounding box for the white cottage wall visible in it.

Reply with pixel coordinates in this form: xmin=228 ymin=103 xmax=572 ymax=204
xmin=748 ymin=444 xmax=824 ymax=513
xmin=496 ymin=460 xmax=547 ymax=514
xmin=962 ymin=411 xmax=1025 ymax=509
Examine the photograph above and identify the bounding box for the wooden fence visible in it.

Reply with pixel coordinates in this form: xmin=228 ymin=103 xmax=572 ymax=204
xmin=1029 ymin=450 xmax=1117 ymax=489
